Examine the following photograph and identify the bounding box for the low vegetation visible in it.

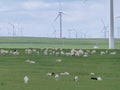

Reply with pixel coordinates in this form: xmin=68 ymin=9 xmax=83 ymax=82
xmin=0 ymin=48 xmax=120 ymax=90
xmin=0 ymin=37 xmax=120 ymax=49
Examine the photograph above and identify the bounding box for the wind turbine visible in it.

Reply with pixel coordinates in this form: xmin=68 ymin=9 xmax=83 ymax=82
xmin=8 ymin=23 xmax=16 ymax=36
xmin=101 ymin=19 xmax=108 ymax=38
xmin=109 ymin=0 xmax=114 ymax=49
xmin=54 ymin=0 xmax=64 ymax=38
xmin=68 ymin=29 xmax=72 ymax=38
xmin=51 ymin=24 xmax=57 ymax=38
xmin=116 ymin=16 xmax=120 ymax=38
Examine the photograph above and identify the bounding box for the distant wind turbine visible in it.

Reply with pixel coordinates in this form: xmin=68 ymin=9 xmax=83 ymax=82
xmin=54 ymin=0 xmax=64 ymax=38
xmin=101 ymin=19 xmax=109 ymax=38
xmin=8 ymin=23 xmax=16 ymax=36
xmin=68 ymin=29 xmax=72 ymax=38
xmin=51 ymin=24 xmax=57 ymax=38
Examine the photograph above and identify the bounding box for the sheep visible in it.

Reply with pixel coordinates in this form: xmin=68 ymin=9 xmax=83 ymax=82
xmin=56 ymin=59 xmax=62 ymax=63
xmin=100 ymin=51 xmax=105 ymax=55
xmin=74 ymin=76 xmax=78 ymax=82
xmin=97 ymin=76 xmax=102 ymax=81
xmin=0 ymin=49 xmax=9 ymax=55
xmin=44 ymin=50 xmax=48 ymax=55
xmin=25 ymin=59 xmax=31 ymax=62
xmin=29 ymin=61 xmax=35 ymax=64
xmin=91 ymin=50 xmax=96 ymax=54
xmin=83 ymin=54 xmax=88 ymax=57
xmin=90 ymin=72 xmax=95 ymax=76
xmin=110 ymin=51 xmax=116 ymax=55
xmin=25 ymin=49 xmax=32 ymax=54
xmin=91 ymin=77 xmax=97 ymax=80
xmin=91 ymin=76 xmax=102 ymax=81
xmin=25 ymin=60 xmax=35 ymax=64
xmin=55 ymin=74 xmax=59 ymax=81
xmin=24 ymin=76 xmax=29 ymax=84
xmin=60 ymin=72 xmax=70 ymax=76
xmin=46 ymin=72 xmax=55 ymax=76
xmin=60 ymin=51 xmax=65 ymax=56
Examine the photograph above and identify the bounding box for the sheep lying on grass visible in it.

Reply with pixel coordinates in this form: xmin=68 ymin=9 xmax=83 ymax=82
xmin=25 ymin=59 xmax=35 ymax=64
xmin=60 ymin=72 xmax=70 ymax=76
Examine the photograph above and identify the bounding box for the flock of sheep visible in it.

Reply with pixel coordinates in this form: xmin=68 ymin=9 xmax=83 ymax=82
xmin=0 ymin=48 xmax=117 ymax=56
xmin=0 ymin=48 xmax=117 ymax=84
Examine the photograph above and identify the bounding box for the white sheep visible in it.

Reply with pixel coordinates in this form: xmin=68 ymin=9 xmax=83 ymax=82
xmin=25 ymin=60 xmax=35 ymax=64
xmin=56 ymin=59 xmax=62 ymax=63
xmin=29 ymin=61 xmax=35 ymax=64
xmin=55 ymin=74 xmax=59 ymax=81
xmin=24 ymin=76 xmax=29 ymax=84
xmin=97 ymin=76 xmax=102 ymax=81
xmin=90 ymin=72 xmax=95 ymax=76
xmin=110 ymin=51 xmax=116 ymax=55
xmin=100 ymin=51 xmax=106 ymax=55
xmin=74 ymin=76 xmax=78 ymax=82
xmin=46 ymin=72 xmax=54 ymax=76
xmin=60 ymin=72 xmax=70 ymax=76
xmin=91 ymin=50 xmax=96 ymax=54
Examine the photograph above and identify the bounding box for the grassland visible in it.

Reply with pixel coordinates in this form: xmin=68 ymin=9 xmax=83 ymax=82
xmin=0 ymin=37 xmax=120 ymax=90
xmin=0 ymin=37 xmax=120 ymax=49
xmin=0 ymin=49 xmax=120 ymax=90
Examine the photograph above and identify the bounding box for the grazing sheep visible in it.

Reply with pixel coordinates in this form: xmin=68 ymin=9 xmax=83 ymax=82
xmin=24 ymin=76 xmax=29 ymax=84
xmin=91 ymin=50 xmax=96 ymax=54
xmin=60 ymin=51 xmax=65 ymax=56
xmin=0 ymin=49 xmax=9 ymax=55
xmin=55 ymin=74 xmax=59 ymax=81
xmin=100 ymin=51 xmax=105 ymax=55
xmin=46 ymin=72 xmax=54 ymax=76
xmin=91 ymin=76 xmax=102 ymax=81
xmin=25 ymin=49 xmax=32 ymax=54
xmin=74 ymin=76 xmax=78 ymax=82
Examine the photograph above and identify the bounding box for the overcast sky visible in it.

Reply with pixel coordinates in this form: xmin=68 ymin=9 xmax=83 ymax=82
xmin=0 ymin=0 xmax=120 ymax=38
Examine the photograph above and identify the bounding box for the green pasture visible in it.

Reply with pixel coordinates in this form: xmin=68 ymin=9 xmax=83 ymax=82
xmin=0 ymin=37 xmax=120 ymax=49
xmin=0 ymin=49 xmax=120 ymax=90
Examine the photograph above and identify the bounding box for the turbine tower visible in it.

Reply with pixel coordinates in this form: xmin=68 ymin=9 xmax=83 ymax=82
xmin=54 ymin=0 xmax=63 ymax=38
xmin=9 ymin=23 xmax=16 ymax=36
xmin=101 ymin=19 xmax=108 ymax=38
xmin=109 ymin=0 xmax=114 ymax=49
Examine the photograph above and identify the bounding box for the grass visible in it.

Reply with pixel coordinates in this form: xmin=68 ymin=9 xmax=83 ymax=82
xmin=0 ymin=37 xmax=120 ymax=89
xmin=0 ymin=37 xmax=120 ymax=49
xmin=0 ymin=49 xmax=120 ymax=90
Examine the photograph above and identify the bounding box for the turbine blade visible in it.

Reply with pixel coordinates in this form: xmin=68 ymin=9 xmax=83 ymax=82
xmin=116 ymin=16 xmax=120 ymax=18
xmin=54 ymin=14 xmax=60 ymax=21
xmin=58 ymin=0 xmax=62 ymax=12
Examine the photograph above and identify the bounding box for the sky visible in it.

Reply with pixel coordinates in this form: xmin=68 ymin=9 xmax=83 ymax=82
xmin=0 ymin=0 xmax=120 ymax=38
